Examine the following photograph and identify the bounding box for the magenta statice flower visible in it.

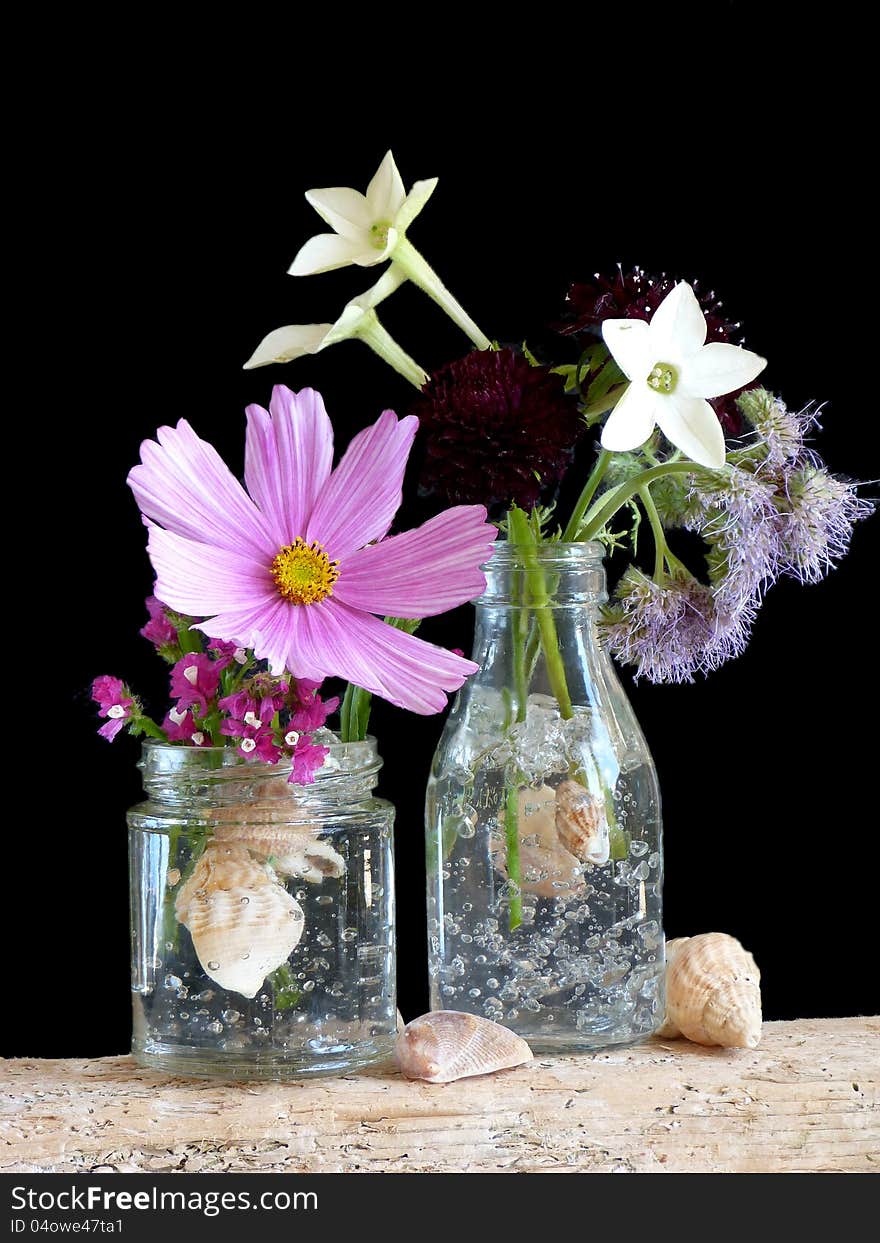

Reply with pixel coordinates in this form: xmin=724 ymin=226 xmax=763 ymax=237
xmin=140 ymin=596 xmax=179 ymax=653
xmin=170 ymin=653 xmax=222 ymax=714
xmin=289 ymin=736 xmax=330 ymax=784
xmin=92 ymin=675 xmax=135 ymax=741
xmin=129 ymin=386 xmax=498 ymax=714
xmin=289 ymin=684 xmax=338 ymax=732
xmin=163 ymin=706 xmax=211 ymax=745
xmin=207 ymin=638 xmax=247 ymax=669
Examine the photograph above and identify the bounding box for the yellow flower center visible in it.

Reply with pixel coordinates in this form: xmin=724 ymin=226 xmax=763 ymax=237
xmin=646 ymin=361 xmax=679 ymax=394
xmin=370 ymin=219 xmax=392 ymax=250
xmin=270 ymin=538 xmax=339 ymax=605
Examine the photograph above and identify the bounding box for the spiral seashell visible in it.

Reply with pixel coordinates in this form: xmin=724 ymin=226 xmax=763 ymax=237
xmin=175 ymin=844 xmax=304 ymax=998
xmin=659 ymin=932 xmax=762 ymax=1048
xmin=554 ymin=779 xmax=610 ymax=866
xmin=491 ymin=785 xmax=585 ymax=898
xmin=211 ymin=822 xmax=345 ymax=882
xmin=395 ymin=1011 xmax=533 ymax=1083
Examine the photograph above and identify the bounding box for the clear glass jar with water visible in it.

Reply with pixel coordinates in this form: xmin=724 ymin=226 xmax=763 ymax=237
xmin=426 ymin=543 xmax=663 ymax=1050
xmin=129 ymin=737 xmax=395 ymax=1078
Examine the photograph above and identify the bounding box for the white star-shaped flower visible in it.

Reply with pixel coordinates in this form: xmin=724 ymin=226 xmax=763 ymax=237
xmin=600 ymin=282 xmax=767 ymax=468
xmin=289 ymin=150 xmax=437 ymax=276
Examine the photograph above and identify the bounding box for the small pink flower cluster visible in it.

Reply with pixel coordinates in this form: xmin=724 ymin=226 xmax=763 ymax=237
xmin=92 ymin=597 xmax=338 ymax=785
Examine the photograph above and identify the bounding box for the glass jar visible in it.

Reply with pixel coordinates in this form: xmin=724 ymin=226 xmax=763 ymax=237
xmin=129 ymin=738 xmax=395 ymax=1078
xmin=426 ymin=543 xmax=663 ymax=1050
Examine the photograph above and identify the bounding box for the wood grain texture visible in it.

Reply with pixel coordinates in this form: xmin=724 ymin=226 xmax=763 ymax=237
xmin=2 ymin=1018 xmax=877 ymax=1173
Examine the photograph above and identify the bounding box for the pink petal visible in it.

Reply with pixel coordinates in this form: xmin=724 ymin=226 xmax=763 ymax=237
xmin=195 ymin=598 xmax=323 ymax=682
xmin=306 ymin=410 xmax=418 ymax=559
xmin=128 ymin=420 xmax=276 ymax=560
xmin=334 ymin=506 xmax=497 ymax=616
xmin=296 ymin=600 xmax=479 ymax=715
xmin=244 ymin=386 xmax=334 ymax=545
xmin=147 ymin=526 xmax=276 ymax=617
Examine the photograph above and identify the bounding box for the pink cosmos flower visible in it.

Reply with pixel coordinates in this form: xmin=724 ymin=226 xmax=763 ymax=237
xmin=92 ymin=675 xmax=134 ymax=741
xmin=129 ymin=386 xmax=497 ymax=714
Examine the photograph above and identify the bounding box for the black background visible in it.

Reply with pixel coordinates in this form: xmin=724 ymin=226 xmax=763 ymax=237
xmin=8 ymin=7 xmax=877 ymax=1056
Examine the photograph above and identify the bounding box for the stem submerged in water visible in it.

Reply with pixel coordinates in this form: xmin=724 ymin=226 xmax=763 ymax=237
xmin=504 ymin=783 xmax=523 ymax=932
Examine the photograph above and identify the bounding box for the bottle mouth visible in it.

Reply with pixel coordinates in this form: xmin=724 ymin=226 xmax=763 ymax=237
xmin=484 ymin=540 xmax=606 ymax=571
xmin=478 ymin=540 xmax=607 ymax=606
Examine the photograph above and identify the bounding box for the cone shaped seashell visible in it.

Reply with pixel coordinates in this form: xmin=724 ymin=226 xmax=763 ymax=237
xmin=555 ymin=779 xmax=610 ymax=866
xmin=175 ymin=844 xmax=304 ymax=998
xmin=492 ymin=784 xmax=586 ymax=898
xmin=660 ymin=933 xmax=762 ymax=1048
xmin=211 ymin=822 xmax=345 ymax=882
xmin=395 ymin=1011 xmax=533 ymax=1083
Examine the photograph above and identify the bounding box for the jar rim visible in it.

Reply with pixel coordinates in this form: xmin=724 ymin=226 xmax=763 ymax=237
xmin=138 ymin=735 xmax=382 ymax=784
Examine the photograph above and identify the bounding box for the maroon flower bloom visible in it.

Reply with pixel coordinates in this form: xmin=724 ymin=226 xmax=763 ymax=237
xmin=414 ymin=349 xmax=582 ymax=509
xmin=558 ymin=267 xmax=753 ymax=434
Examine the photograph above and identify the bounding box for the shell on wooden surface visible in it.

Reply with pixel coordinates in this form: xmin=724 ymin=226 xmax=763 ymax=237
xmin=491 ymin=784 xmax=585 ymax=898
xmin=211 ymin=822 xmax=345 ymax=882
xmin=660 ymin=932 xmax=762 ymax=1049
xmin=395 ymin=1011 xmax=533 ymax=1084
xmin=555 ymin=779 xmax=610 ymax=866
xmin=175 ymin=844 xmax=304 ymax=998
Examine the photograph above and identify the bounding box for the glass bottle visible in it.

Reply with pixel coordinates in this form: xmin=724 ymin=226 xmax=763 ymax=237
xmin=129 ymin=737 xmax=395 ymax=1078
xmin=426 ymin=543 xmax=663 ymax=1049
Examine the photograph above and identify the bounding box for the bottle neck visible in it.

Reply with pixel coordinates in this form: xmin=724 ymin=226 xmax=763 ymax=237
xmin=139 ymin=739 xmax=382 ymax=808
xmin=478 ymin=540 xmax=607 ymax=609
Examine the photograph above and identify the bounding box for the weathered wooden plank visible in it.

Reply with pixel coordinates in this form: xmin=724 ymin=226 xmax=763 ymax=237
xmin=1 ymin=1018 xmax=877 ymax=1173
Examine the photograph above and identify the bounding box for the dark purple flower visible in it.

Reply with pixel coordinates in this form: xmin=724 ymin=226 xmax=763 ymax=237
xmin=413 ymin=348 xmax=582 ymax=509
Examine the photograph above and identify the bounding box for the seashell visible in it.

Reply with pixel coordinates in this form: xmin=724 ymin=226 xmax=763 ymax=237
xmin=491 ymin=785 xmax=585 ymax=898
xmin=175 ymin=844 xmax=304 ymax=998
xmin=555 ymin=779 xmax=610 ymax=866
xmin=660 ymin=932 xmax=762 ymax=1048
xmin=395 ymin=1011 xmax=533 ymax=1083
xmin=211 ymin=822 xmax=345 ymax=882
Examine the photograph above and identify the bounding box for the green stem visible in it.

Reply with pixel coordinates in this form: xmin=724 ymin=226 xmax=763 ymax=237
xmin=561 ymin=449 xmax=613 ymax=543
xmin=137 ymin=715 xmax=168 ymax=742
xmin=504 ymin=783 xmax=523 ymax=932
xmin=357 ymin=313 xmax=429 ymax=389
xmin=507 ymin=508 xmax=572 ymax=720
xmin=578 ymin=460 xmax=713 ymax=543
xmin=639 ymin=485 xmax=668 ymax=582
xmin=339 ymin=682 xmax=372 ymax=743
xmin=391 ymin=238 xmax=491 ymax=350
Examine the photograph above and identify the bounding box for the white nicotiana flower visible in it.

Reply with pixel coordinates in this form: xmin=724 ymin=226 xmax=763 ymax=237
xmin=600 ymin=282 xmax=767 ymax=468
xmin=243 ymin=269 xmax=428 ymax=388
xmin=290 ymin=149 xmax=437 ymax=276
xmin=290 ymin=150 xmax=490 ymax=350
